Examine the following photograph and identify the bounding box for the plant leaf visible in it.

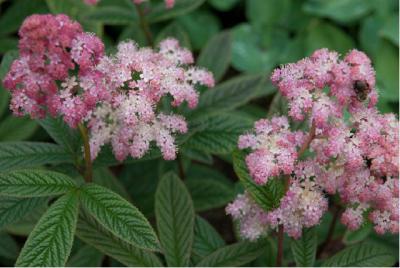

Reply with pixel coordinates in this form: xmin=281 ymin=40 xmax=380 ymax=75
xmin=155 ymin=172 xmax=195 ymax=267
xmin=191 ymin=74 xmax=265 ymax=117
xmin=85 ymin=6 xmax=138 ymax=25
xmin=79 ymin=183 xmax=159 ymax=251
xmin=197 ymin=31 xmax=231 ymax=82
xmin=16 ymin=191 xmax=79 ymax=267
xmin=0 ymin=196 xmax=48 ymax=229
xmin=192 ymin=216 xmax=225 ymax=262
xmin=93 ymin=167 xmax=132 ymax=202
xmin=185 ymin=112 xmax=252 ymax=154
xmin=0 ymin=170 xmax=78 ymax=197
xmin=0 ymin=142 xmax=72 ymax=172
xmin=76 ymin=209 xmax=163 ymax=267
xmin=0 ymin=116 xmax=38 ymax=141
xmin=291 ymin=227 xmax=317 ymax=267
xmin=148 ymin=0 xmax=206 ymax=23
xmin=38 ymin=116 xmax=81 ymax=156
xmin=155 ymin=21 xmax=191 ymax=49
xmin=0 ymin=231 xmax=19 ymax=261
xmin=186 ymin=177 xmax=235 ymax=212
xmin=322 ymin=242 xmax=397 ymax=267
xmin=195 ymin=240 xmax=266 ymax=267
xmin=66 ymin=243 xmax=103 ymax=267
xmin=232 ymin=149 xmax=284 ymax=211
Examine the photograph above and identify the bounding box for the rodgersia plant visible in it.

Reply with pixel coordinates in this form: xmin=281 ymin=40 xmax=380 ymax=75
xmin=227 ymin=48 xmax=399 ymax=264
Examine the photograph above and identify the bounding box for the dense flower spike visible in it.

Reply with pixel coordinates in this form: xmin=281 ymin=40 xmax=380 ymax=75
xmin=229 ymin=48 xmax=399 ymax=240
xmin=238 ymin=116 xmax=305 ymax=184
xmin=3 ymin=14 xmax=107 ymax=127
xmin=87 ymin=39 xmax=213 ymax=161
xmin=226 ymin=192 xmax=269 ymax=240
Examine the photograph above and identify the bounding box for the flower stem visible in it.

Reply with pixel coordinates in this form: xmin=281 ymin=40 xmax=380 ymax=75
xmin=135 ymin=4 xmax=154 ymax=47
xmin=78 ymin=123 xmax=93 ymax=183
xmin=317 ymin=205 xmax=340 ymax=258
xmin=298 ymin=121 xmax=316 ymax=158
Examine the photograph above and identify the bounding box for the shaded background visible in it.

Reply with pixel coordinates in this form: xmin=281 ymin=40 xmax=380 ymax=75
xmin=0 ymin=0 xmax=398 ymax=266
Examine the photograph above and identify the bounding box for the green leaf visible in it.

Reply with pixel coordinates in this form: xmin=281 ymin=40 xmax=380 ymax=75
xmin=0 ymin=50 xmax=18 ymax=119
xmin=0 ymin=196 xmax=48 ymax=229
xmin=192 ymin=216 xmax=225 ymax=262
xmin=177 ymin=10 xmax=221 ymax=50
xmin=192 ymin=74 xmax=265 ymax=117
xmin=0 ymin=116 xmax=38 ymax=141
xmin=46 ymin=0 xmax=90 ymax=18
xmin=231 ymin=23 xmax=289 ymax=73
xmin=0 ymin=0 xmax=48 ymax=36
xmin=359 ymin=15 xmax=386 ymax=57
xmin=185 ymin=112 xmax=252 ymax=154
xmin=93 ymin=167 xmax=132 ymax=202
xmin=79 ymin=183 xmax=159 ymax=251
xmin=0 ymin=37 xmax=18 ymax=54
xmin=303 ymin=0 xmax=373 ymax=24
xmin=155 ymin=172 xmax=195 ymax=267
xmin=155 ymin=22 xmax=191 ymax=49
xmin=67 ymin=243 xmax=103 ymax=267
xmin=322 ymin=242 xmax=397 ymax=267
xmin=375 ymin=40 xmax=399 ymax=101
xmin=38 ymin=116 xmax=81 ymax=156
xmin=291 ymin=227 xmax=317 ymax=267
xmin=232 ymin=149 xmax=284 ymax=211
xmin=186 ymin=176 xmax=235 ymax=212
xmin=16 ymin=192 xmax=79 ymax=267
xmin=76 ymin=210 xmax=163 ymax=267
xmin=0 ymin=231 xmax=19 ymax=261
xmin=246 ymin=0 xmax=291 ymax=26
xmin=0 ymin=142 xmax=72 ymax=172
xmin=197 ymin=31 xmax=231 ymax=82
xmin=305 ymin=20 xmax=355 ymax=55
xmin=381 ymin=14 xmax=399 ymax=45
xmin=208 ymin=0 xmax=239 ymax=11
xmin=195 ymin=240 xmax=266 ymax=267
xmin=343 ymin=222 xmax=373 ymax=245
xmin=0 ymin=170 xmax=78 ymax=197
xmin=85 ymin=6 xmax=138 ymax=25
xmin=148 ymin=0 xmax=206 ymax=23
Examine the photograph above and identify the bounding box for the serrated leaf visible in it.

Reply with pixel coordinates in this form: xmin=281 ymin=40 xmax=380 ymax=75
xmin=16 ymin=191 xmax=79 ymax=267
xmin=93 ymin=167 xmax=132 ymax=202
xmin=0 ymin=196 xmax=48 ymax=229
xmin=291 ymin=227 xmax=317 ymax=267
xmin=0 ymin=116 xmax=38 ymax=141
xmin=155 ymin=172 xmax=195 ymax=267
xmin=0 ymin=50 xmax=18 ymax=119
xmin=148 ymin=0 xmax=206 ymax=23
xmin=76 ymin=209 xmax=163 ymax=267
xmin=0 ymin=170 xmax=78 ymax=197
xmin=343 ymin=222 xmax=373 ymax=245
xmin=0 ymin=142 xmax=72 ymax=172
xmin=66 ymin=243 xmax=103 ymax=267
xmin=0 ymin=231 xmax=19 ymax=261
xmin=191 ymin=74 xmax=265 ymax=117
xmin=192 ymin=216 xmax=225 ymax=262
xmin=186 ymin=113 xmax=252 ymax=154
xmin=186 ymin=177 xmax=235 ymax=212
xmin=79 ymin=183 xmax=159 ymax=251
xmin=195 ymin=240 xmax=266 ymax=267
xmin=85 ymin=6 xmax=138 ymax=25
xmin=38 ymin=116 xmax=81 ymax=156
xmin=232 ymin=149 xmax=284 ymax=211
xmin=197 ymin=31 xmax=231 ymax=82
xmin=322 ymin=242 xmax=397 ymax=267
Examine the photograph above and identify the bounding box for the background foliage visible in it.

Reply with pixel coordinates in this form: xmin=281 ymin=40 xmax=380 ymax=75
xmin=0 ymin=0 xmax=398 ymax=267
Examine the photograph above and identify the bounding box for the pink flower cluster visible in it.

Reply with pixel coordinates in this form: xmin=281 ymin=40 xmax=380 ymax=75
xmin=3 ymin=14 xmax=107 ymax=128
xmin=226 ymin=192 xmax=269 ymax=241
xmin=238 ymin=116 xmax=305 ymax=184
xmin=3 ymin=14 xmax=214 ymax=162
xmin=228 ymin=48 xmax=399 ymax=240
xmin=87 ymin=39 xmax=214 ymax=161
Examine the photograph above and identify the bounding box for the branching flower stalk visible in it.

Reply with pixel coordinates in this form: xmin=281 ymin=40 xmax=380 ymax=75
xmin=78 ymin=123 xmax=93 ymax=182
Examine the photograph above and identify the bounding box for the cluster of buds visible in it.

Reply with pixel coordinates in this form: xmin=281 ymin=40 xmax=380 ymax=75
xmin=3 ymin=14 xmax=214 ymax=161
xmin=227 ymin=48 xmax=399 ymax=239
